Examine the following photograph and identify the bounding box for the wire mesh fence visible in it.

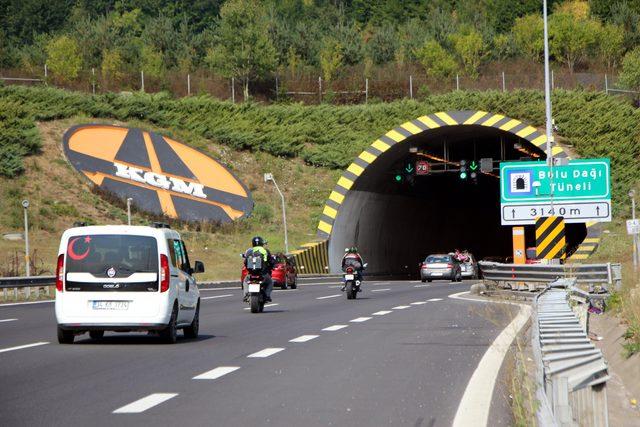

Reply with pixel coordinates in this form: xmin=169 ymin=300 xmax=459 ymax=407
xmin=1 ymin=66 xmax=636 ymax=104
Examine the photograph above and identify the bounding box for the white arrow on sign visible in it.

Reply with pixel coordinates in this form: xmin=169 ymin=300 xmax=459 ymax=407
xmin=502 ymin=201 xmax=611 ymax=225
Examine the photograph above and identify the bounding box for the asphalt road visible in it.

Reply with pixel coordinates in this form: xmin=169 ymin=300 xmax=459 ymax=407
xmin=0 ymin=279 xmax=517 ymax=426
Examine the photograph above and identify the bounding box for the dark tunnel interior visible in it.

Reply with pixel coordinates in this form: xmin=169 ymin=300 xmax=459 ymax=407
xmin=329 ymin=125 xmax=586 ymax=275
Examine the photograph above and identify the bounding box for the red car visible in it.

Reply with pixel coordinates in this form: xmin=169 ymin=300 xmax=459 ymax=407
xmin=241 ymin=253 xmax=298 ymax=289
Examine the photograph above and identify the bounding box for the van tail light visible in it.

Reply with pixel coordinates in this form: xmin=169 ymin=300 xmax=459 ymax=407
xmin=55 ymin=254 xmax=64 ymax=292
xmin=160 ymin=254 xmax=170 ymax=292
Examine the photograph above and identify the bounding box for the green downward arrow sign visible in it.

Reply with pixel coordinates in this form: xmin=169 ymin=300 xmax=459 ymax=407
xmin=470 ymin=161 xmax=478 ymax=171
xmin=405 ymin=164 xmax=414 ymax=173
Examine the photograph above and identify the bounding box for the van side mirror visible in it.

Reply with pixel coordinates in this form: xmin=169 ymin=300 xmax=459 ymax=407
xmin=193 ymin=261 xmax=205 ymax=274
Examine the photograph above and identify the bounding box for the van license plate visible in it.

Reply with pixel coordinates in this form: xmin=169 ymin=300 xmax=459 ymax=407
xmin=92 ymin=301 xmax=129 ymax=310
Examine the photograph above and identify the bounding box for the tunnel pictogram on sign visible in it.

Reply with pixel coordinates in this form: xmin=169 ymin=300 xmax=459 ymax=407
xmin=63 ymin=124 xmax=253 ymax=223
xmin=535 ymin=216 xmax=566 ymax=260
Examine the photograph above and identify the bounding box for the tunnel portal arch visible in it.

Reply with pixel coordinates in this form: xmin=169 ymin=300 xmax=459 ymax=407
xmin=316 ymin=110 xmax=601 ymax=274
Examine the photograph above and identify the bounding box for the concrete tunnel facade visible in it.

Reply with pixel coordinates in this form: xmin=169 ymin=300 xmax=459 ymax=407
xmin=315 ymin=111 xmax=602 ymax=275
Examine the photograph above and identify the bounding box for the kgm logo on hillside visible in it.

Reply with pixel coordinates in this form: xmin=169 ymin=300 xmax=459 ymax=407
xmin=63 ymin=124 xmax=253 ymax=223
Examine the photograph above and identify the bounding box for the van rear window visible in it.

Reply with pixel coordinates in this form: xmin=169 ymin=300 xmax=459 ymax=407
xmin=66 ymin=235 xmax=158 ymax=278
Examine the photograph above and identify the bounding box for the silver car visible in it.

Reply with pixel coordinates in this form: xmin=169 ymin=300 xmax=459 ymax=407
xmin=420 ymin=254 xmax=462 ymax=283
xmin=459 ymin=253 xmax=478 ymax=279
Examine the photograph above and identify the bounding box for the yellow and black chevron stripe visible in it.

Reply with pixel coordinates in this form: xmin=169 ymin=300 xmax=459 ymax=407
xmin=290 ymin=240 xmax=329 ymax=275
xmin=317 ymin=110 xmax=568 ymax=239
xmin=535 ymin=216 xmax=567 ymax=260
xmin=567 ymin=221 xmax=602 ymax=261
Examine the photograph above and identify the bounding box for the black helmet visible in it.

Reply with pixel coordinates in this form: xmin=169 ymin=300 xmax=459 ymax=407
xmin=252 ymin=236 xmax=265 ymax=247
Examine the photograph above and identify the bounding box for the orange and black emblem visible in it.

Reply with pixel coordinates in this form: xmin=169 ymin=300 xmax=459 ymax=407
xmin=63 ymin=124 xmax=253 ymax=223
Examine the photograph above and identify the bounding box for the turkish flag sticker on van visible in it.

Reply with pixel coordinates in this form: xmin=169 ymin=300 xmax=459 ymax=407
xmin=62 ymin=124 xmax=253 ymax=223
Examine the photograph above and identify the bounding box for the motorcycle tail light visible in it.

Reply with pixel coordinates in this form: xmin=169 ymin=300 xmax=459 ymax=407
xmin=346 ymin=267 xmax=354 ymax=274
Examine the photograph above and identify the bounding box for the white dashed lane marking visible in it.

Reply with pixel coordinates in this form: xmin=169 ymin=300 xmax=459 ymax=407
xmin=414 ymin=284 xmax=429 ymax=288
xmin=201 ymin=294 xmax=233 ymax=300
xmin=316 ymin=294 xmax=341 ymax=300
xmin=372 ymin=310 xmax=392 ymax=316
xmin=193 ymin=366 xmax=240 ymax=380
xmin=392 ymin=305 xmax=410 ymax=310
xmin=247 ymin=348 xmax=285 ymax=358
xmin=350 ymin=317 xmax=372 ymax=323
xmin=371 ymin=288 xmax=390 ymax=292
xmin=322 ymin=325 xmax=348 ymax=331
xmin=113 ymin=393 xmax=178 ymax=414
xmin=289 ymin=335 xmax=319 ymax=343
xmin=411 ymin=302 xmax=427 ymax=305
xmin=428 ymin=298 xmax=443 ymax=302
xmin=0 ymin=341 xmax=49 ymax=354
xmin=243 ymin=303 xmax=279 ymax=310
xmin=0 ymin=318 xmax=18 ymax=323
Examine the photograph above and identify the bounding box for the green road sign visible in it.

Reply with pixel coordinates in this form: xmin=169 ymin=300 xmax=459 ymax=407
xmin=500 ymin=159 xmax=610 ymax=203
xmin=499 ymin=158 xmax=611 ymax=225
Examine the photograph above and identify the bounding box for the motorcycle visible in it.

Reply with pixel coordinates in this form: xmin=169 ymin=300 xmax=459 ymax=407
xmin=342 ymin=263 xmax=367 ymax=300
xmin=242 ymin=253 xmax=268 ymax=313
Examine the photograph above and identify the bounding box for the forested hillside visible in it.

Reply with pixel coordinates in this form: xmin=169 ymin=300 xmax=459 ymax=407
xmin=4 ymin=0 xmax=640 ymax=97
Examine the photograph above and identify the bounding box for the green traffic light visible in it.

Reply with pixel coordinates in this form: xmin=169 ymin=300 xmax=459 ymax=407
xmin=395 ymin=174 xmax=403 ymax=182
xmin=459 ymin=171 xmax=467 ymax=180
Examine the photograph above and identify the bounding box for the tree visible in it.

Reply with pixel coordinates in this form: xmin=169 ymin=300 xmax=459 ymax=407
xmin=208 ymin=0 xmax=277 ymax=100
xmin=140 ymin=45 xmax=164 ymax=78
xmin=449 ymin=29 xmax=485 ymax=78
xmin=415 ymin=40 xmax=458 ymax=79
xmin=46 ymin=35 xmax=82 ymax=82
xmin=101 ymin=49 xmax=124 ymax=87
xmin=319 ymin=38 xmax=344 ymax=82
xmin=597 ymin=23 xmax=625 ymax=69
xmin=512 ymin=14 xmax=544 ymax=62
xmin=619 ymin=47 xmax=640 ymax=91
xmin=365 ymin=24 xmax=398 ymax=65
xmin=549 ymin=13 xmax=600 ymax=73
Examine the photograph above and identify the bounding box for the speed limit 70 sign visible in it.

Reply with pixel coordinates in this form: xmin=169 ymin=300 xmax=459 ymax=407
xmin=416 ymin=160 xmax=430 ymax=176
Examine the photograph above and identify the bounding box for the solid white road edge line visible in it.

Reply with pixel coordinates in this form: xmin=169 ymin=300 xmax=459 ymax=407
xmin=322 ymin=324 xmax=348 ymax=331
xmin=193 ymin=366 xmax=240 ymax=380
xmin=289 ymin=335 xmax=319 ymax=343
xmin=372 ymin=310 xmax=392 ymax=316
xmin=113 ymin=393 xmax=178 ymax=414
xmin=392 ymin=305 xmax=410 ymax=310
xmin=450 ymin=291 xmax=532 ymax=427
xmin=316 ymin=294 xmax=341 ymax=300
xmin=247 ymin=348 xmax=285 ymax=358
xmin=201 ymin=294 xmax=233 ymax=300
xmin=371 ymin=288 xmax=390 ymax=292
xmin=0 ymin=300 xmax=54 ymax=307
xmin=0 ymin=318 xmax=18 ymax=322
xmin=350 ymin=317 xmax=372 ymax=323
xmin=0 ymin=341 xmax=49 ymax=354
xmin=410 ymin=302 xmax=427 ymax=305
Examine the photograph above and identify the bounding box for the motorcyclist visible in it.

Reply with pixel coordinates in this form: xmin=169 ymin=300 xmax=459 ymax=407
xmin=341 ymin=246 xmax=364 ymax=290
xmin=243 ymin=236 xmax=275 ymax=303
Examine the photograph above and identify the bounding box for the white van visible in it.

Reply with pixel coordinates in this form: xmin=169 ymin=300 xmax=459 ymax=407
xmin=55 ymin=224 xmax=204 ymax=344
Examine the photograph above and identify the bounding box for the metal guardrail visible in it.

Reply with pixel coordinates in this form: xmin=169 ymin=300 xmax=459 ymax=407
xmin=479 ymin=262 xmax=621 ymax=290
xmin=0 ymin=275 xmax=55 ymax=289
xmin=533 ymin=280 xmax=609 ymax=426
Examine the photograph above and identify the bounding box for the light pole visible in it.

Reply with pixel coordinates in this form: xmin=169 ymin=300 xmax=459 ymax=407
xmin=264 ymin=173 xmax=289 ymax=254
xmin=22 ymin=200 xmax=30 ymax=277
xmin=543 ymin=0 xmax=555 ymax=210
xmin=630 ymin=190 xmax=638 ymax=270
xmin=126 ymin=198 xmax=133 ymax=225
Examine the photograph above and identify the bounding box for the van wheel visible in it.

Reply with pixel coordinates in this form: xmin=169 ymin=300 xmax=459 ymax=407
xmin=160 ymin=304 xmax=178 ymax=344
xmin=89 ymin=330 xmax=104 ymax=340
xmin=57 ymin=326 xmax=74 ymax=344
xmin=184 ymin=301 xmax=200 ymax=339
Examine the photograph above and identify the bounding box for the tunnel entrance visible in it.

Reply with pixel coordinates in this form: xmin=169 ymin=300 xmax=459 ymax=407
xmin=318 ymin=111 xmax=588 ymax=275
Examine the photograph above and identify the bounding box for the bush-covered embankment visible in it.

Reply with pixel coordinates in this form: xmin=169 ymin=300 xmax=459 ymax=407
xmin=1 ymin=85 xmax=639 ymax=211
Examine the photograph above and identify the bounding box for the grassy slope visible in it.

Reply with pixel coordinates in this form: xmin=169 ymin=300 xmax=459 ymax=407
xmin=0 ymin=117 xmax=339 ymax=280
